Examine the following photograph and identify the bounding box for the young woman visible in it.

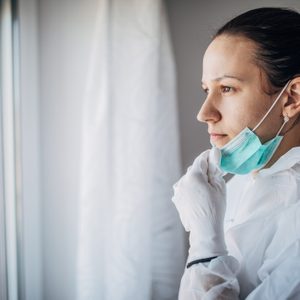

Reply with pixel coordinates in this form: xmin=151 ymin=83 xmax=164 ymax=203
xmin=172 ymin=7 xmax=300 ymax=299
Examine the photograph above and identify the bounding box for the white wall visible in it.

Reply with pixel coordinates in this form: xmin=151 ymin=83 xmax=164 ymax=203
xmin=34 ymin=1 xmax=300 ymax=299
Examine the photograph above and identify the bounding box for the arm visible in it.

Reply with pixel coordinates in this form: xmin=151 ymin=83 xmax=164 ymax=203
xmin=177 ymin=238 xmax=300 ymax=300
xmin=178 ymin=239 xmax=300 ymax=299
xmin=172 ymin=148 xmax=240 ymax=299
xmin=178 ymin=255 xmax=240 ymax=300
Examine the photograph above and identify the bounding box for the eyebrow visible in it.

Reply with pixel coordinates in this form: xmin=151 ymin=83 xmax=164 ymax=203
xmin=201 ymin=74 xmax=244 ymax=85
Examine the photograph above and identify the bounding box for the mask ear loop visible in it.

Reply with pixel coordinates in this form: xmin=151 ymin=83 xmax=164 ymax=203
xmin=275 ymin=115 xmax=290 ymax=136
xmin=254 ymin=114 xmax=289 ymax=174
xmin=253 ymin=80 xmax=291 ymax=133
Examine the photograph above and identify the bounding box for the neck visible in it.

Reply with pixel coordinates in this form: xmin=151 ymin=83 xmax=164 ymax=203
xmin=263 ymin=119 xmax=300 ymax=169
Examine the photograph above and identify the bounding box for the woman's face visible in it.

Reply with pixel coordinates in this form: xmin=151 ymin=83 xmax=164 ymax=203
xmin=198 ymin=34 xmax=285 ymax=148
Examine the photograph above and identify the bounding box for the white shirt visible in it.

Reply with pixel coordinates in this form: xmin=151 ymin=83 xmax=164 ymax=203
xmin=178 ymin=146 xmax=300 ymax=299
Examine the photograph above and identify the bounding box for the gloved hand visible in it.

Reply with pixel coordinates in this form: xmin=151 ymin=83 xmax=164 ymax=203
xmin=172 ymin=147 xmax=227 ymax=261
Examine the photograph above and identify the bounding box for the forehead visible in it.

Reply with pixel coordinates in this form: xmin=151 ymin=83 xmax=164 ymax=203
xmin=202 ymin=34 xmax=259 ymax=83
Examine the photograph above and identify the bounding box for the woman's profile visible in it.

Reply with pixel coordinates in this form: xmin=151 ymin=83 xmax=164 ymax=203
xmin=172 ymin=7 xmax=300 ymax=299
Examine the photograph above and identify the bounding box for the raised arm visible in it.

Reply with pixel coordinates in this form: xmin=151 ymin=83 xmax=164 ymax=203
xmin=172 ymin=148 xmax=240 ymax=299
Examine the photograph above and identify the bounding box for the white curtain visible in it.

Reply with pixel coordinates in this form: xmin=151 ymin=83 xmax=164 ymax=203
xmin=77 ymin=0 xmax=186 ymax=299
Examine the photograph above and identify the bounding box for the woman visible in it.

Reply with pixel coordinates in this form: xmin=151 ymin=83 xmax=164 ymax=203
xmin=172 ymin=7 xmax=300 ymax=299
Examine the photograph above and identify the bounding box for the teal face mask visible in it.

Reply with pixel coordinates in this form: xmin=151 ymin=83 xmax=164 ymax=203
xmin=214 ymin=80 xmax=291 ymax=175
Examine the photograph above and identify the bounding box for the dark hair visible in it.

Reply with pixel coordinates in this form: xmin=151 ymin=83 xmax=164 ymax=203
xmin=214 ymin=7 xmax=300 ymax=93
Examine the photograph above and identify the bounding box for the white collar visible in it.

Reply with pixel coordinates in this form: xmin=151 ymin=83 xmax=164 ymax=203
xmin=255 ymin=146 xmax=300 ymax=178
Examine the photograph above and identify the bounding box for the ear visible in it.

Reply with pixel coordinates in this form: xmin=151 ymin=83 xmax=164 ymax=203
xmin=283 ymin=77 xmax=300 ymax=118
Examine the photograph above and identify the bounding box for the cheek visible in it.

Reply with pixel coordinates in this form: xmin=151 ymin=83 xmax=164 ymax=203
xmin=221 ymin=93 xmax=266 ymax=138
xmin=220 ymin=102 xmax=250 ymax=138
xmin=253 ymin=104 xmax=283 ymax=142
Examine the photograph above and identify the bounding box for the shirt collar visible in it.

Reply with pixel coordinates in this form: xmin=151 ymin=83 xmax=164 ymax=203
xmin=255 ymin=146 xmax=300 ymax=178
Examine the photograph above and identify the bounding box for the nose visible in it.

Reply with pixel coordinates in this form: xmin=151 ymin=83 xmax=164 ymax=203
xmin=197 ymin=95 xmax=221 ymax=123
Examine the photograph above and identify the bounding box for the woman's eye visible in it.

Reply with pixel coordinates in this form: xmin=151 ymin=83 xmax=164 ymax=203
xmin=221 ymin=86 xmax=233 ymax=93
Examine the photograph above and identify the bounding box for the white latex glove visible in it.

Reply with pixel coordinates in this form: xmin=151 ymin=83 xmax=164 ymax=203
xmin=172 ymin=147 xmax=227 ymax=261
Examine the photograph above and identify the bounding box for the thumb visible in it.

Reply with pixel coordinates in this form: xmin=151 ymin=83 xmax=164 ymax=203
xmin=189 ymin=149 xmax=210 ymax=179
xmin=208 ymin=147 xmax=226 ymax=177
xmin=207 ymin=147 xmax=227 ymax=187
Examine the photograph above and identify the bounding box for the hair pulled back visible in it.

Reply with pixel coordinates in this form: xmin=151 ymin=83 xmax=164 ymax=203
xmin=214 ymin=7 xmax=300 ymax=93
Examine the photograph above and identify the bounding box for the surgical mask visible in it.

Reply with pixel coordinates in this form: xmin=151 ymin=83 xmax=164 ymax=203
xmin=212 ymin=80 xmax=291 ymax=175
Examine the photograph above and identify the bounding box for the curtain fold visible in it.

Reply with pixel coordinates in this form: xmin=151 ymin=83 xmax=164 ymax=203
xmin=77 ymin=0 xmax=186 ymax=299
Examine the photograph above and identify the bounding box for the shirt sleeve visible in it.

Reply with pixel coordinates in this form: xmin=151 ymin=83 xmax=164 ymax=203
xmin=178 ymin=240 xmax=300 ymax=300
xmin=245 ymin=239 xmax=300 ymax=300
xmin=178 ymin=255 xmax=240 ymax=300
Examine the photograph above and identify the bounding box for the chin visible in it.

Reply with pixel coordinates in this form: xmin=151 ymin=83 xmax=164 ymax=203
xmin=210 ymin=138 xmax=229 ymax=149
